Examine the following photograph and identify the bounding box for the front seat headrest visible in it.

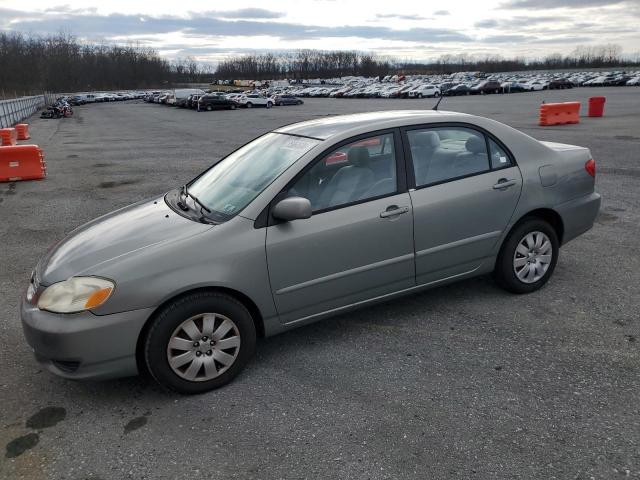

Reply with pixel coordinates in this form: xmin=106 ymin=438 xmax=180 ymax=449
xmin=465 ymin=135 xmax=486 ymax=154
xmin=413 ymin=131 xmax=440 ymax=149
xmin=348 ymin=146 xmax=370 ymax=167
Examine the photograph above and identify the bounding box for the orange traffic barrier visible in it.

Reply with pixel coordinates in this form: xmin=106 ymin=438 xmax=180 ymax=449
xmin=0 ymin=128 xmax=18 ymax=146
xmin=539 ymin=102 xmax=580 ymax=126
xmin=15 ymin=124 xmax=31 ymax=140
xmin=588 ymin=97 xmax=606 ymax=117
xmin=0 ymin=145 xmax=46 ymax=182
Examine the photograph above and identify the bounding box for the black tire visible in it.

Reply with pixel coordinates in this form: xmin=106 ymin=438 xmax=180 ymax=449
xmin=493 ymin=218 xmax=559 ymax=294
xmin=266 ymin=101 xmax=273 ymax=109
xmin=230 ymin=104 xmax=237 ymax=110
xmin=206 ymin=105 xmax=212 ymax=111
xmin=144 ymin=292 xmax=257 ymax=394
xmin=246 ymin=102 xmax=253 ymax=108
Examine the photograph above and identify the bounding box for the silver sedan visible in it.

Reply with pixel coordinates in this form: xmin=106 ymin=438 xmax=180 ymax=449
xmin=21 ymin=111 xmax=601 ymax=393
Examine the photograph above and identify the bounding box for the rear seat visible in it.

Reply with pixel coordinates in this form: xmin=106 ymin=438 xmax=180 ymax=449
xmin=410 ymin=131 xmax=459 ymax=185
xmin=410 ymin=131 xmax=491 ymax=185
xmin=453 ymin=136 xmax=489 ymax=177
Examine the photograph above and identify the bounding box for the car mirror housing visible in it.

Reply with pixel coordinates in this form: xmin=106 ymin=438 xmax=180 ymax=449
xmin=272 ymin=197 xmax=312 ymax=222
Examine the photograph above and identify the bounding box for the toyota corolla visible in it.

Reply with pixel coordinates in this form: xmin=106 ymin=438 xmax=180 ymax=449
xmin=21 ymin=111 xmax=601 ymax=394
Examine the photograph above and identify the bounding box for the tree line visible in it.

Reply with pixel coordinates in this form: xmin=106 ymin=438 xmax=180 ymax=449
xmin=215 ymin=45 xmax=638 ymax=79
xmin=0 ymin=32 xmax=212 ymax=97
xmin=1 ymin=32 xmax=638 ymax=95
xmin=215 ymin=50 xmax=394 ymax=80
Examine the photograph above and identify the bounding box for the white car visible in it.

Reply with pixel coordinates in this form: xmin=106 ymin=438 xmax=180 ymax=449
xmin=238 ymin=94 xmax=275 ymax=108
xmin=407 ymin=85 xmax=440 ymax=98
xmin=525 ymin=81 xmax=546 ymax=91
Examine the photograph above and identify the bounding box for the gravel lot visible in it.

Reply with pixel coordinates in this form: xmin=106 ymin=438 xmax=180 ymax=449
xmin=1 ymin=87 xmax=639 ymax=479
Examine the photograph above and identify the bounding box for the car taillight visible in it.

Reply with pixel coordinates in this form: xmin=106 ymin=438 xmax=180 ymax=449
xmin=585 ymin=159 xmax=596 ymax=178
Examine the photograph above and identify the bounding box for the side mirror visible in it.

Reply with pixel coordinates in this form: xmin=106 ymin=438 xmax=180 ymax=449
xmin=272 ymin=197 xmax=312 ymax=222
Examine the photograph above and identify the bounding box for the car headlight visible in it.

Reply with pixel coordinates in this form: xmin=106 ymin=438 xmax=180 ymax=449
xmin=37 ymin=277 xmax=115 ymax=313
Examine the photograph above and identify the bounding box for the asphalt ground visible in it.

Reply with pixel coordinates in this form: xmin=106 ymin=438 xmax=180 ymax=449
xmin=1 ymin=87 xmax=639 ymax=479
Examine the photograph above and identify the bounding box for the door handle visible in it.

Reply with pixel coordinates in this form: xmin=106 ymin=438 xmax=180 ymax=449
xmin=380 ymin=206 xmax=409 ymax=218
xmin=492 ymin=178 xmax=517 ymax=190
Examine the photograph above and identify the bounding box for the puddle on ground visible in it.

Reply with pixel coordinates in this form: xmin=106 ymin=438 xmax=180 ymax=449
xmin=25 ymin=407 xmax=66 ymax=430
xmin=123 ymin=416 xmax=148 ymax=434
xmin=5 ymin=433 xmax=39 ymax=458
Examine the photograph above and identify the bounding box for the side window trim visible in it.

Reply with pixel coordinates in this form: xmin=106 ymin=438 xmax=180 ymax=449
xmin=257 ymin=128 xmax=407 ymax=228
xmin=400 ymin=122 xmax=516 ymax=191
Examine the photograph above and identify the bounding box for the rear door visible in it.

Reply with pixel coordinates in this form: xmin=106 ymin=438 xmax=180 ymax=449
xmin=266 ymin=130 xmax=415 ymax=324
xmin=403 ymin=124 xmax=523 ymax=285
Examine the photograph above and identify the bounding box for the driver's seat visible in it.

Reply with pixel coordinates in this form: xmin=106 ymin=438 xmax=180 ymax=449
xmin=317 ymin=146 xmax=374 ymax=209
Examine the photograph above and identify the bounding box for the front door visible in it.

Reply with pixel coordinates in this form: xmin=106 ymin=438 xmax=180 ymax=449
xmin=266 ymin=131 xmax=415 ymax=324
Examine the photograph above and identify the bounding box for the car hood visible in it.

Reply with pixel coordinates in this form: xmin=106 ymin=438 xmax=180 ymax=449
xmin=36 ymin=196 xmax=212 ymax=285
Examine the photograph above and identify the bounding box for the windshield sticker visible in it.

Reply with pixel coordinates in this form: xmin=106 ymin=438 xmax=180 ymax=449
xmin=281 ymin=136 xmax=317 ymax=151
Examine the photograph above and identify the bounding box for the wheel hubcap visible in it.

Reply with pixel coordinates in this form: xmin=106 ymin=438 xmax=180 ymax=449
xmin=513 ymin=231 xmax=552 ymax=284
xmin=166 ymin=313 xmax=241 ymax=382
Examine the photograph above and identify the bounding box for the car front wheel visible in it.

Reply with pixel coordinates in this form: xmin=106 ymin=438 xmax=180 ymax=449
xmin=144 ymin=292 xmax=256 ymax=394
xmin=494 ymin=218 xmax=559 ymax=294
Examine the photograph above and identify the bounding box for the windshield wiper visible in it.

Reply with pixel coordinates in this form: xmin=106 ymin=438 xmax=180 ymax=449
xmin=179 ymin=184 xmax=212 ymax=222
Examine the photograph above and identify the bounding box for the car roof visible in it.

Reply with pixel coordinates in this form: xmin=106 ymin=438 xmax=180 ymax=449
xmin=274 ymin=110 xmax=474 ymax=140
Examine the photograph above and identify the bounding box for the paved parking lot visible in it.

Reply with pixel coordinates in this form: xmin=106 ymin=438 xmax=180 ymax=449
xmin=1 ymin=87 xmax=639 ymax=479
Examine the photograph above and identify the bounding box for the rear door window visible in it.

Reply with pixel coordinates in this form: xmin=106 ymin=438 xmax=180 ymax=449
xmin=406 ymin=127 xmax=490 ymax=187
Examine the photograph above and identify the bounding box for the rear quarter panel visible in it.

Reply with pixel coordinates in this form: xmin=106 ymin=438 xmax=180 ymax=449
xmin=470 ymin=117 xmax=598 ymax=250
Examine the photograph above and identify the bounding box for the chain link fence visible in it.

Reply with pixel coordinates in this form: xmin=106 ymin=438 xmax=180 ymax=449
xmin=0 ymin=95 xmax=51 ymax=129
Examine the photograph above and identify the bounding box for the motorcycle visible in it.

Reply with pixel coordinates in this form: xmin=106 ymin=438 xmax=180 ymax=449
xmin=40 ymin=100 xmax=73 ymax=119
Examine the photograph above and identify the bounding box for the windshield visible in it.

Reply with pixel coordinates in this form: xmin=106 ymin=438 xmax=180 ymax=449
xmin=187 ymin=133 xmax=320 ymax=221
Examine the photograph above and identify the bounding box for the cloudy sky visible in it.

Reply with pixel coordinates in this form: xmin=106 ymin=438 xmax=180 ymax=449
xmin=1 ymin=0 xmax=639 ymax=64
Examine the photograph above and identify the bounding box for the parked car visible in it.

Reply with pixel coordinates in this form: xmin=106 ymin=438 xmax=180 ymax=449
xmin=501 ymin=82 xmax=527 ymax=93
xmin=471 ymin=81 xmax=503 ymax=94
xmin=443 ymin=84 xmax=472 ymax=96
xmin=548 ymin=79 xmax=573 ymax=90
xmin=21 ymin=111 xmax=601 ymax=394
xmin=237 ymin=94 xmax=275 ymax=108
xmin=407 ymin=85 xmax=440 ymax=98
xmin=273 ymin=94 xmax=304 ymax=106
xmin=524 ymin=80 xmax=547 ymax=91
xmin=198 ymin=94 xmax=239 ymax=111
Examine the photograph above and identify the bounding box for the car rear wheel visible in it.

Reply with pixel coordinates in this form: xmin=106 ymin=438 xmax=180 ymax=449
xmin=246 ymin=102 xmax=253 ymax=108
xmin=230 ymin=104 xmax=237 ymax=110
xmin=493 ymin=218 xmax=559 ymax=294
xmin=143 ymin=292 xmax=256 ymax=394
xmin=206 ymin=105 xmax=212 ymax=111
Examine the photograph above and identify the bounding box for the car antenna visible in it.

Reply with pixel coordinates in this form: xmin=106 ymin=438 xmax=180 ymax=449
xmin=432 ymin=94 xmax=444 ymax=111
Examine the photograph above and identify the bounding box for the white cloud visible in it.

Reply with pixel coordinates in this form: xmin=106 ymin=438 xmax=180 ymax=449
xmin=0 ymin=0 xmax=638 ymax=62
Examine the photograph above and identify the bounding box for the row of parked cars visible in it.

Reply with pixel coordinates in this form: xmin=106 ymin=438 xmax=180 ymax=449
xmin=62 ymin=69 xmax=639 ymax=110
xmin=143 ymin=89 xmax=304 ymax=111
xmin=275 ymin=69 xmax=640 ymax=99
xmin=66 ymin=91 xmax=148 ymax=104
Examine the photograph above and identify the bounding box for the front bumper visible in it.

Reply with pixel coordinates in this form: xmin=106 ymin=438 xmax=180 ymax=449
xmin=21 ymin=297 xmax=154 ymax=381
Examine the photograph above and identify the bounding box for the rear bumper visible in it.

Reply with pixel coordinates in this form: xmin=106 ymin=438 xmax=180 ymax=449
xmin=556 ymin=192 xmax=601 ymax=244
xmin=21 ymin=297 xmax=153 ymax=381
